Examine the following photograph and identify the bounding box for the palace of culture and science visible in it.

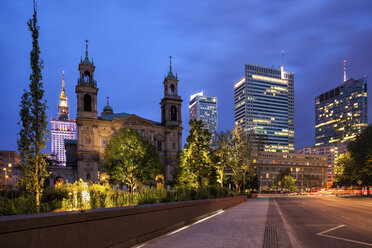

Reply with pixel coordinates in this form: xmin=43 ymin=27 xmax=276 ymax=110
xmin=50 ymin=72 xmax=76 ymax=166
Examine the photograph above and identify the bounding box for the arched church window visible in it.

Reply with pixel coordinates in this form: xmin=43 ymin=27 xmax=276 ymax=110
xmin=84 ymin=94 xmax=92 ymax=112
xmin=84 ymin=71 xmax=90 ymax=83
xmin=86 ymin=172 xmax=91 ymax=180
xmin=170 ymin=84 xmax=175 ymax=95
xmin=171 ymin=105 xmax=177 ymax=121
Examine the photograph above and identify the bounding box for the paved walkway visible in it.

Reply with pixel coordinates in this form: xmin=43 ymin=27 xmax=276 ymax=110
xmin=135 ymin=198 xmax=275 ymax=248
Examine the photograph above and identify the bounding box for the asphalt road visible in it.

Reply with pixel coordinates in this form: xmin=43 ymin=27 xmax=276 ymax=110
xmin=275 ymin=196 xmax=372 ymax=248
xmin=135 ymin=196 xmax=371 ymax=248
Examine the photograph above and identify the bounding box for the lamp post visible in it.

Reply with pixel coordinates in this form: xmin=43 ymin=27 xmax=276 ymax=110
xmin=296 ymin=167 xmax=300 ymax=191
xmin=3 ymin=168 xmax=8 ymax=188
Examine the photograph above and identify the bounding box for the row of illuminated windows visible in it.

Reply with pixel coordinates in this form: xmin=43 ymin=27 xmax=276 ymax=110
xmin=245 ymin=64 xmax=281 ymax=75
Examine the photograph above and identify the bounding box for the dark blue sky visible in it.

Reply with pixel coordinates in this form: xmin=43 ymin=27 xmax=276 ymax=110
xmin=0 ymin=0 xmax=371 ymax=152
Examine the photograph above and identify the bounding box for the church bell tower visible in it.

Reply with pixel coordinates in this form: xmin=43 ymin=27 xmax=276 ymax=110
xmin=76 ymin=40 xmax=98 ymax=119
xmin=160 ymin=56 xmax=182 ymax=127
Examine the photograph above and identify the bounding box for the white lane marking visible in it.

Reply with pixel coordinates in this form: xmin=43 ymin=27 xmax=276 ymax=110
xmin=318 ymin=234 xmax=372 ymax=247
xmin=317 ymin=225 xmax=372 ymax=247
xmin=134 ymin=244 xmax=146 ymax=248
xmin=316 ymin=224 xmax=345 ymax=235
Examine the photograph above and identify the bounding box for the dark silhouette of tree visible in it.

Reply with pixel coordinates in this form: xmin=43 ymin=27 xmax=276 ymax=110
xmin=334 ymin=125 xmax=372 ymax=186
xmin=17 ymin=0 xmax=49 ymax=213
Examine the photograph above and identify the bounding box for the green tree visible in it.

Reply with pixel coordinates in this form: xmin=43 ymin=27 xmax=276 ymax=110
xmin=17 ymin=1 xmax=50 ymax=212
xmin=347 ymin=125 xmax=372 ymax=186
xmin=103 ymin=129 xmax=162 ymax=193
xmin=212 ymin=131 xmax=234 ymax=187
xmin=229 ymin=126 xmax=257 ymax=192
xmin=176 ymin=120 xmax=214 ymax=188
xmin=274 ymin=169 xmax=297 ymax=192
xmin=333 ymin=125 xmax=372 ymax=186
xmin=334 ymin=152 xmax=353 ymax=186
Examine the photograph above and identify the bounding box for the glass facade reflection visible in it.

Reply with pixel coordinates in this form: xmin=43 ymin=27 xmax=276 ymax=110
xmin=189 ymin=91 xmax=218 ymax=140
xmin=234 ymin=64 xmax=295 ymax=153
xmin=315 ymin=77 xmax=368 ymax=146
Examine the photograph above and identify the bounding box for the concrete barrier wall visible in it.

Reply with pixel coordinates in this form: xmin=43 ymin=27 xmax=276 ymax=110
xmin=0 ymin=196 xmax=247 ymax=248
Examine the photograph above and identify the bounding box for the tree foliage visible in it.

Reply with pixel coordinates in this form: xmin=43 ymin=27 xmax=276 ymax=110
xmin=103 ymin=129 xmax=163 ymax=193
xmin=17 ymin=2 xmax=50 ymax=212
xmin=229 ymin=126 xmax=258 ymax=192
xmin=211 ymin=126 xmax=259 ymax=192
xmin=212 ymin=131 xmax=234 ymax=187
xmin=273 ymin=168 xmax=297 ymax=192
xmin=334 ymin=125 xmax=372 ymax=186
xmin=175 ymin=120 xmax=215 ymax=188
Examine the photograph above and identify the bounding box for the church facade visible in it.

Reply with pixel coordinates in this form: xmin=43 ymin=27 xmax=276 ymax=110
xmin=73 ymin=45 xmax=182 ymax=183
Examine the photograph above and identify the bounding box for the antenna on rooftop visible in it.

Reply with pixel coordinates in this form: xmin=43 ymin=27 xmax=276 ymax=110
xmin=280 ymin=50 xmax=285 ymax=79
xmin=343 ymin=59 xmax=347 ymax=82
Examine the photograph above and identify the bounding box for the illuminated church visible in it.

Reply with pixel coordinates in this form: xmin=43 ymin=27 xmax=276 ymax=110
xmin=67 ymin=43 xmax=183 ymax=183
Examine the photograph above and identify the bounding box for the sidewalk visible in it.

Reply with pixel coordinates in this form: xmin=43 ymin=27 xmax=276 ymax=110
xmin=136 ymin=198 xmax=270 ymax=248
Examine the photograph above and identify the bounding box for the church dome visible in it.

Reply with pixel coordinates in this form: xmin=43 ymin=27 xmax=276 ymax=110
xmin=101 ymin=104 xmax=113 ymax=116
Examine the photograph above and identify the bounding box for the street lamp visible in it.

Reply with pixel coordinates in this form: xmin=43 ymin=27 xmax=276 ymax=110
xmin=3 ymin=168 xmax=8 ymax=187
xmin=296 ymin=168 xmax=300 ymax=191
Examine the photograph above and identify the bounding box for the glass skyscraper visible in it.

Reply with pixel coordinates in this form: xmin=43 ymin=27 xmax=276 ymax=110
xmin=315 ymin=77 xmax=368 ymax=146
xmin=234 ymin=63 xmax=295 ymax=153
xmin=189 ymin=91 xmax=218 ymax=139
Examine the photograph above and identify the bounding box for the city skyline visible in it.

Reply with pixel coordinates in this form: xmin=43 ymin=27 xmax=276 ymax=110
xmin=0 ymin=0 xmax=372 ymax=152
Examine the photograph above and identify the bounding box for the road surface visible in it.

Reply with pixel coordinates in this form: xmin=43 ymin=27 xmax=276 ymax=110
xmin=134 ymin=196 xmax=372 ymax=248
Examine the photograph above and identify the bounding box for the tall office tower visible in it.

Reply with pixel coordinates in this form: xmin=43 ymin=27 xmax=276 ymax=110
xmin=189 ymin=91 xmax=218 ymax=139
xmin=50 ymin=72 xmax=76 ymax=166
xmin=234 ymin=59 xmax=295 ymax=153
xmin=315 ymin=71 xmax=367 ymax=146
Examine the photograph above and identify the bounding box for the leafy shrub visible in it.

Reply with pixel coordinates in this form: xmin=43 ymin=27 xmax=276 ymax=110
xmin=0 ymin=183 xmax=234 ymax=216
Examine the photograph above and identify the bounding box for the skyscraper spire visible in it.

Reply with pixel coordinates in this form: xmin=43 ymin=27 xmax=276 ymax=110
xmin=58 ymin=71 xmax=69 ymax=120
xmin=281 ymin=50 xmax=285 ymax=80
xmin=344 ymin=59 xmax=347 ymax=82
xmin=60 ymin=71 xmax=66 ymax=98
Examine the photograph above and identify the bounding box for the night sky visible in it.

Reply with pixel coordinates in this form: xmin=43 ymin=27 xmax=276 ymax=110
xmin=0 ymin=0 xmax=371 ymax=152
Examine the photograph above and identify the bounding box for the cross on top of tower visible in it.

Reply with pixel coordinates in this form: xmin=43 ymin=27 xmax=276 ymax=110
xmin=169 ymin=56 xmax=172 ymax=72
xmin=167 ymin=56 xmax=176 ymax=79
xmin=81 ymin=40 xmax=93 ymax=65
xmin=85 ymin=40 xmax=89 ymax=58
xmin=106 ymin=96 xmax=110 ymax=105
